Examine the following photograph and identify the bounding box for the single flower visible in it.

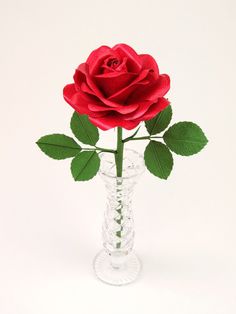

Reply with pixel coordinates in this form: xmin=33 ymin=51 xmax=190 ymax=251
xmin=63 ymin=43 xmax=170 ymax=130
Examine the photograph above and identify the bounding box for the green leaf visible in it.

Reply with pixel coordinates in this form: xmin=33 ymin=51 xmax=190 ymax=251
xmin=163 ymin=122 xmax=208 ymax=156
xmin=70 ymin=112 xmax=99 ymax=146
xmin=144 ymin=141 xmax=173 ymax=179
xmin=36 ymin=134 xmax=81 ymax=160
xmin=71 ymin=151 xmax=100 ymax=181
xmin=145 ymin=105 xmax=172 ymax=135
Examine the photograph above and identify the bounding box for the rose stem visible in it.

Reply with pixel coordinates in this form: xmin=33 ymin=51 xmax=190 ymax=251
xmin=115 ymin=127 xmax=124 ymax=249
xmin=115 ymin=127 xmax=124 ymax=177
xmin=123 ymin=135 xmax=162 ymax=142
xmin=95 ymin=146 xmax=116 ymax=153
xmin=83 ymin=147 xmax=116 ymax=153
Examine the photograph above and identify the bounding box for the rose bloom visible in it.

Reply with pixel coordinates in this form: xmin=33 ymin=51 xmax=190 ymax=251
xmin=63 ymin=44 xmax=170 ymax=130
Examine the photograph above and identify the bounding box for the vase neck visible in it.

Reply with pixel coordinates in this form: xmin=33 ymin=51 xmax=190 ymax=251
xmin=99 ymin=148 xmax=145 ymax=180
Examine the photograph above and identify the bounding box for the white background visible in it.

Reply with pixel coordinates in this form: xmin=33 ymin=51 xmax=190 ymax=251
xmin=0 ymin=0 xmax=236 ymax=313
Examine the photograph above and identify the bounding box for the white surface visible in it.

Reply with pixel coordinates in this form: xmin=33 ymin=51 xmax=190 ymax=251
xmin=0 ymin=0 xmax=236 ymax=313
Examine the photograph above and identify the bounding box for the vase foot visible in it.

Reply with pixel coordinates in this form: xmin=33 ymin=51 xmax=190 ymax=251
xmin=93 ymin=250 xmax=142 ymax=286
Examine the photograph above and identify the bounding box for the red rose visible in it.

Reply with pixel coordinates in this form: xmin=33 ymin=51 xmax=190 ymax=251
xmin=63 ymin=44 xmax=170 ymax=130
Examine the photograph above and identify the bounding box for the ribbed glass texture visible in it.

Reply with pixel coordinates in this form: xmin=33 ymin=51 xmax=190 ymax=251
xmin=93 ymin=149 xmax=145 ymax=285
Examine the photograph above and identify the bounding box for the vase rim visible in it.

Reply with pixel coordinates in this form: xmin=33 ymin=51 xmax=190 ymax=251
xmin=99 ymin=148 xmax=145 ymax=180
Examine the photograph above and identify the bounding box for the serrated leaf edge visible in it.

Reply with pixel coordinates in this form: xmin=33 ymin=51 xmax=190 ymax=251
xmin=144 ymin=140 xmax=174 ymax=180
xmin=145 ymin=105 xmax=172 ymax=135
xmin=163 ymin=121 xmax=208 ymax=156
xmin=70 ymin=151 xmax=100 ymax=181
xmin=70 ymin=112 xmax=99 ymax=146
xmin=36 ymin=133 xmax=81 ymax=160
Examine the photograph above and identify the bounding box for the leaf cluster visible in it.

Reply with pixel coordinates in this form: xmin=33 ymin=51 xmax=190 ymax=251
xmin=144 ymin=106 xmax=208 ymax=179
xmin=36 ymin=113 xmax=101 ymax=181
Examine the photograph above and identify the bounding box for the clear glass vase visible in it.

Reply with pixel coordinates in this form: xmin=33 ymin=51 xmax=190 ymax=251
xmin=93 ymin=149 xmax=145 ymax=286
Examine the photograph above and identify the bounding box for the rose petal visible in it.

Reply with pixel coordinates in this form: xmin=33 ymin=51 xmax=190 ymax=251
xmin=63 ymin=83 xmax=77 ymax=102
xmin=112 ymin=43 xmax=142 ymax=73
xmin=88 ymin=102 xmax=139 ymax=114
xmin=102 ymin=56 xmax=128 ymax=73
xmin=77 ymin=63 xmax=150 ymax=109
xmin=73 ymin=69 xmax=94 ymax=95
xmin=89 ymin=113 xmax=140 ymax=130
xmin=123 ymin=100 xmax=154 ymax=120
xmin=86 ymin=45 xmax=113 ymax=75
xmin=76 ymin=63 xmax=104 ymax=98
xmin=116 ymin=57 xmax=128 ymax=72
xmin=140 ymin=97 xmax=170 ymax=121
xmin=108 ymin=69 xmax=150 ymax=103
xmin=139 ymin=54 xmax=159 ymax=79
xmin=63 ymin=84 xmax=105 ymax=118
xmin=129 ymin=74 xmax=170 ymax=103
xmin=94 ymin=71 xmax=136 ymax=97
xmin=80 ymin=82 xmax=96 ymax=96
xmin=77 ymin=63 xmax=122 ymax=108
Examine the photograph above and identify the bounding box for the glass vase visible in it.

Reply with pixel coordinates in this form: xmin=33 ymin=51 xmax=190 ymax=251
xmin=93 ymin=149 xmax=145 ymax=286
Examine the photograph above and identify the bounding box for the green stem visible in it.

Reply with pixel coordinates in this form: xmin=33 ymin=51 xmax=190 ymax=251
xmin=83 ymin=147 xmax=116 ymax=154
xmin=115 ymin=127 xmax=124 ymax=177
xmin=96 ymin=146 xmax=116 ymax=153
xmin=123 ymin=135 xmax=162 ymax=142
xmin=114 ymin=127 xmax=124 ymax=249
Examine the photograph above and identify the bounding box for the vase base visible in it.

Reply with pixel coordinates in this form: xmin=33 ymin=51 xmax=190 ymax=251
xmin=93 ymin=250 xmax=142 ymax=286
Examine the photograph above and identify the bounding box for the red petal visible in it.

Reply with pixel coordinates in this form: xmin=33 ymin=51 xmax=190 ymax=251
xmin=63 ymin=84 xmax=105 ymax=118
xmin=123 ymin=100 xmax=154 ymax=120
xmin=77 ymin=63 xmax=121 ymax=108
xmin=77 ymin=63 xmax=104 ymax=98
xmin=139 ymin=54 xmax=159 ymax=79
xmin=94 ymin=71 xmax=136 ymax=97
xmin=63 ymin=83 xmax=77 ymax=102
xmin=77 ymin=63 xmax=146 ymax=109
xmin=89 ymin=113 xmax=140 ymax=130
xmin=80 ymin=82 xmax=96 ymax=96
xmin=108 ymin=69 xmax=150 ymax=103
xmin=86 ymin=45 xmax=113 ymax=75
xmin=73 ymin=68 xmax=95 ymax=96
xmin=88 ymin=102 xmax=139 ymax=114
xmin=141 ymin=98 xmax=170 ymax=121
xmin=129 ymin=74 xmax=170 ymax=103
xmin=112 ymin=43 xmax=142 ymax=73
